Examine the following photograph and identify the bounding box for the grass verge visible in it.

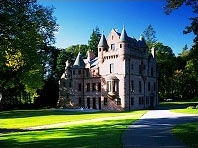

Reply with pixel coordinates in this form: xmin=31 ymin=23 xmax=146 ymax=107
xmin=0 ymin=110 xmax=145 ymax=148
xmin=172 ymin=122 xmax=198 ymax=148
xmin=170 ymin=108 xmax=198 ymax=114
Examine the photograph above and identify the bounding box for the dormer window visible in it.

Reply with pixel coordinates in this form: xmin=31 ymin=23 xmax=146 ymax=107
xmin=112 ymin=36 xmax=114 ymax=40
xmin=120 ymin=44 xmax=122 ymax=48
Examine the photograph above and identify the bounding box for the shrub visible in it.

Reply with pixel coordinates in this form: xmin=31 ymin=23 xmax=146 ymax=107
xmin=187 ymin=106 xmax=196 ymax=109
xmin=196 ymin=105 xmax=198 ymax=109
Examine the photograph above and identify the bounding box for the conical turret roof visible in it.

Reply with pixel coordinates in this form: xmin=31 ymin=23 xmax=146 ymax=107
xmin=73 ymin=52 xmax=85 ymax=68
xmin=98 ymin=33 xmax=108 ymax=48
xmin=120 ymin=27 xmax=128 ymax=42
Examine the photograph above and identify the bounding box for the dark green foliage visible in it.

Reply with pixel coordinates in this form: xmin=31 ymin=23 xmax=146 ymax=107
xmin=0 ymin=0 xmax=58 ymax=109
xmin=88 ymin=26 xmax=101 ymax=56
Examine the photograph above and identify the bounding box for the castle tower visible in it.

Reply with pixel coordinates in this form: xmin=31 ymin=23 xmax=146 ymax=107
xmin=98 ymin=33 xmax=108 ymax=64
xmin=119 ymin=26 xmax=129 ymax=61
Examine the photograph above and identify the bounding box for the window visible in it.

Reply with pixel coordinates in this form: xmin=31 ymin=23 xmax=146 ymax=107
xmin=112 ymin=36 xmax=114 ymax=40
xmin=87 ymin=83 xmax=90 ymax=92
xmin=139 ymin=81 xmax=142 ymax=93
xmin=107 ymin=81 xmax=111 ymax=92
xmin=110 ymin=63 xmax=114 ymax=73
xmin=92 ymin=83 xmax=96 ymax=91
xmin=79 ymin=97 xmax=81 ymax=105
xmin=131 ymin=97 xmax=134 ymax=105
xmin=98 ymin=83 xmax=101 ymax=92
xmin=148 ymin=82 xmax=150 ymax=91
xmin=116 ymin=98 xmax=121 ymax=105
xmin=69 ymin=82 xmax=72 ymax=88
xmin=104 ymin=97 xmax=108 ymax=105
xmin=151 ymin=67 xmax=153 ymax=77
xmin=99 ymin=48 xmax=101 ymax=52
xmin=139 ymin=97 xmax=144 ymax=105
xmin=78 ymin=83 xmax=81 ymax=91
xmin=111 ymin=44 xmax=115 ymax=50
xmin=78 ymin=70 xmax=81 ymax=74
xmin=131 ymin=80 xmax=134 ymax=92
xmin=113 ymin=81 xmax=117 ymax=92
xmin=131 ymin=64 xmax=133 ymax=70
xmin=120 ymin=44 xmax=122 ymax=48
xmin=73 ymin=70 xmax=75 ymax=75
xmin=146 ymin=96 xmax=149 ymax=104
xmin=154 ymin=82 xmax=156 ymax=91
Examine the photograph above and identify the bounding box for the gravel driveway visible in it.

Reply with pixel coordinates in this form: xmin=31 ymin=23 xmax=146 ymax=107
xmin=122 ymin=109 xmax=198 ymax=148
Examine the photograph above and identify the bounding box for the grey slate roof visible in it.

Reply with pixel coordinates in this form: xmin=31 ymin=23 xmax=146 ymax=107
xmin=98 ymin=34 xmax=108 ymax=48
xmin=138 ymin=36 xmax=148 ymax=48
xmin=120 ymin=27 xmax=128 ymax=42
xmin=73 ymin=52 xmax=85 ymax=68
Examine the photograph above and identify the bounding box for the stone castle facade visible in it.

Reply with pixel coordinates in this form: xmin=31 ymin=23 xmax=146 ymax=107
xmin=58 ymin=27 xmax=158 ymax=111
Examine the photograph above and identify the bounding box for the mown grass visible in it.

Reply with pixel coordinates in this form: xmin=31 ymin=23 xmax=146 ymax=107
xmin=172 ymin=122 xmax=198 ymax=148
xmin=0 ymin=110 xmax=145 ymax=148
xmin=170 ymin=108 xmax=198 ymax=114
xmin=0 ymin=109 xmax=146 ymax=129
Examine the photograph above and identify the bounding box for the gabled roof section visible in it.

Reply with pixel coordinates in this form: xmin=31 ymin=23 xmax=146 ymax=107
xmin=120 ymin=27 xmax=128 ymax=42
xmin=138 ymin=35 xmax=148 ymax=48
xmin=73 ymin=52 xmax=85 ymax=68
xmin=98 ymin=33 xmax=108 ymax=48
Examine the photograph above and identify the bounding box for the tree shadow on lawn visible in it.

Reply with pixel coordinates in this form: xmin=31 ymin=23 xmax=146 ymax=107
xmin=0 ymin=118 xmax=136 ymax=148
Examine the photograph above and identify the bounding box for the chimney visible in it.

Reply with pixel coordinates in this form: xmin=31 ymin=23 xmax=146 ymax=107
xmin=151 ymin=47 xmax=155 ymax=58
xmin=87 ymin=50 xmax=95 ymax=61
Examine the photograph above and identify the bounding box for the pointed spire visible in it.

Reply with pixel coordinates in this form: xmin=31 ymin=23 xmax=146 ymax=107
xmin=73 ymin=52 xmax=85 ymax=68
xmin=120 ymin=26 xmax=128 ymax=42
xmin=98 ymin=33 xmax=108 ymax=47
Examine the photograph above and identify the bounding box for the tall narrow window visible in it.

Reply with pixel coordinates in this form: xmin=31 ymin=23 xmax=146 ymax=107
xmin=104 ymin=97 xmax=108 ymax=105
xmin=98 ymin=83 xmax=101 ymax=92
xmin=113 ymin=81 xmax=116 ymax=92
xmin=111 ymin=44 xmax=115 ymax=50
xmin=131 ymin=64 xmax=133 ymax=70
xmin=107 ymin=81 xmax=111 ymax=92
xmin=151 ymin=67 xmax=153 ymax=77
xmin=92 ymin=83 xmax=96 ymax=91
xmin=139 ymin=81 xmax=142 ymax=93
xmin=116 ymin=98 xmax=121 ymax=105
xmin=78 ymin=83 xmax=81 ymax=91
xmin=131 ymin=97 xmax=134 ymax=105
xmin=120 ymin=44 xmax=122 ymax=48
xmin=148 ymin=82 xmax=150 ymax=91
xmin=112 ymin=36 xmax=114 ymax=40
xmin=110 ymin=63 xmax=114 ymax=73
xmin=69 ymin=82 xmax=72 ymax=88
xmin=87 ymin=83 xmax=90 ymax=92
xmin=73 ymin=70 xmax=75 ymax=75
xmin=131 ymin=80 xmax=134 ymax=92
xmin=139 ymin=97 xmax=141 ymax=105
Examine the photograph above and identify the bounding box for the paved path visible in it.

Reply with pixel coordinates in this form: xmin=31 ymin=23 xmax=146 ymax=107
xmin=122 ymin=110 xmax=198 ymax=148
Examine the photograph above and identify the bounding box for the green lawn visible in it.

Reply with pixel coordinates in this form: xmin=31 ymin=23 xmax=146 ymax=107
xmin=0 ymin=110 xmax=146 ymax=148
xmin=170 ymin=108 xmax=198 ymax=114
xmin=172 ymin=122 xmax=198 ymax=148
xmin=0 ymin=109 xmax=146 ymax=129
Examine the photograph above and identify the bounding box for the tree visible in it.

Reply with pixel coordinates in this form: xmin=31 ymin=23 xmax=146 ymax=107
xmin=88 ymin=26 xmax=101 ymax=56
xmin=154 ymin=42 xmax=176 ymax=100
xmin=0 ymin=0 xmax=58 ymax=107
xmin=142 ymin=25 xmax=157 ymax=50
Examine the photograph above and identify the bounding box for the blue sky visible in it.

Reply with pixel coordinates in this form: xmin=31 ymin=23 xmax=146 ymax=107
xmin=39 ymin=1 xmax=195 ymax=56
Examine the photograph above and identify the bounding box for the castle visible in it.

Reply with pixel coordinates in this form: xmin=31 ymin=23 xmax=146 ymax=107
xmin=58 ymin=27 xmax=158 ymax=111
